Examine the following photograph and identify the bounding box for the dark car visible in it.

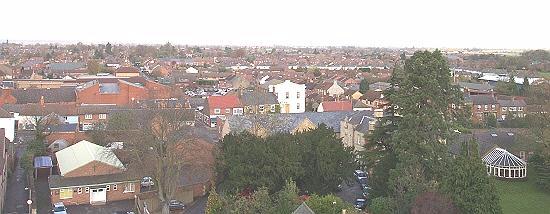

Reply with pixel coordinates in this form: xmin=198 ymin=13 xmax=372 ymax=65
xmin=169 ymin=200 xmax=185 ymax=211
xmin=355 ymin=198 xmax=367 ymax=210
xmin=358 ymin=177 xmax=368 ymax=188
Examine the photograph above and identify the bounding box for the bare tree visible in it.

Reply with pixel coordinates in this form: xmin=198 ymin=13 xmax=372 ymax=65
xmin=124 ymin=108 xmax=196 ymax=214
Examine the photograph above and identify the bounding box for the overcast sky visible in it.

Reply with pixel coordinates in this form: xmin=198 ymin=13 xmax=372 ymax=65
xmin=2 ymin=0 xmax=549 ymax=49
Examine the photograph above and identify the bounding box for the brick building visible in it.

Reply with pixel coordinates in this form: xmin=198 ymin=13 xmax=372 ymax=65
xmin=49 ymin=140 xmax=140 ymax=206
xmin=76 ymin=80 xmax=148 ymax=106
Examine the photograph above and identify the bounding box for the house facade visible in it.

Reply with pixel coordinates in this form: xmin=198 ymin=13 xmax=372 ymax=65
xmin=239 ymin=90 xmax=279 ymax=114
xmin=498 ymin=99 xmax=527 ymax=120
xmin=469 ymin=95 xmax=499 ymax=122
xmin=49 ymin=141 xmax=140 ymax=206
xmin=0 ymin=129 xmax=8 ymax=213
xmin=340 ymin=111 xmax=375 ymax=151
xmin=76 ymin=80 xmax=148 ymax=106
xmin=269 ymin=80 xmax=306 ymax=113
xmin=201 ymin=95 xmax=243 ymax=127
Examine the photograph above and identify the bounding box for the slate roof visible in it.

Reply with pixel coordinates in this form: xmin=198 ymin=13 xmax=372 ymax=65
xmin=458 ymin=82 xmax=494 ymax=92
xmin=345 ymin=111 xmax=375 ymax=133
xmin=226 ymin=112 xmax=355 ymax=134
xmin=239 ymin=90 xmax=278 ymax=106
xmin=77 ymin=105 xmax=118 ymax=114
xmin=450 ymin=130 xmax=519 ymax=156
xmin=8 ymin=88 xmax=76 ymax=104
xmin=470 ymin=95 xmax=497 ymax=105
xmin=47 ymin=62 xmax=85 ymax=71
xmin=0 ymin=108 xmax=12 ymax=118
xmin=292 ymin=202 xmax=315 ymax=214
xmin=2 ymin=103 xmax=77 ymax=116
xmin=497 ymin=99 xmax=527 ymax=107
xmin=369 ymin=82 xmax=391 ymax=91
xmin=116 ymin=66 xmax=139 ymax=73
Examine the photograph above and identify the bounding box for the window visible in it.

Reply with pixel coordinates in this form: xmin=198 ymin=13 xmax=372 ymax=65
xmin=477 ymin=105 xmax=481 ymax=110
xmin=124 ymin=183 xmax=135 ymax=193
xmin=259 ymin=105 xmax=265 ymax=112
xmin=84 ymin=114 xmax=93 ymax=119
xmin=297 ymin=92 xmax=301 ymax=99
xmin=491 ymin=105 xmax=495 ymax=110
xmin=270 ymin=105 xmax=276 ymax=112
xmin=285 ymin=92 xmax=290 ymax=99
xmin=518 ymin=107 xmax=523 ymax=111
xmin=99 ymin=114 xmax=107 ymax=119
xmin=519 ymin=151 xmax=526 ymax=160
xmin=113 ymin=184 xmax=117 ymax=191
xmin=77 ymin=187 xmax=82 ymax=194
xmin=60 ymin=188 xmax=73 ymax=199
xmin=502 ymin=107 xmax=507 ymax=112
xmin=484 ymin=105 xmax=488 ymax=111
xmin=297 ymin=103 xmax=300 ymax=110
xmin=214 ymin=108 xmax=221 ymax=114
xmin=225 ymin=108 xmax=230 ymax=114
xmin=85 ymin=187 xmax=89 ymax=193
xmin=106 ymin=185 xmax=110 ymax=191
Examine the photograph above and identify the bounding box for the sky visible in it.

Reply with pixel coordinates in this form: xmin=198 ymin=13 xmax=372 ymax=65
xmin=1 ymin=0 xmax=549 ymax=49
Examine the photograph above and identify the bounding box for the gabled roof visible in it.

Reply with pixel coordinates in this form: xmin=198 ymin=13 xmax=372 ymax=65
xmin=239 ymin=90 xmax=278 ymax=106
xmin=497 ymin=99 xmax=527 ymax=107
xmin=0 ymin=108 xmax=12 ymax=118
xmin=293 ymin=202 xmax=315 ymax=214
xmin=458 ymin=82 xmax=494 ymax=92
xmin=470 ymin=95 xmax=497 ymax=105
xmin=319 ymin=101 xmax=352 ymax=112
xmin=56 ymin=140 xmax=125 ymax=176
xmin=207 ymin=95 xmax=241 ymax=109
xmin=7 ymin=88 xmax=76 ymax=104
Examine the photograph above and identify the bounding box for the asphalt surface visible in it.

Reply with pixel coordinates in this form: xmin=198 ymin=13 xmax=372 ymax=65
xmin=185 ymin=196 xmax=207 ymax=214
xmin=4 ymin=134 xmax=32 ymax=214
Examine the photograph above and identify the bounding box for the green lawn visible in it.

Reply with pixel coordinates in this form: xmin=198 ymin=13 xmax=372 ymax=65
xmin=495 ymin=175 xmax=550 ymax=214
xmin=538 ymin=71 xmax=550 ymax=79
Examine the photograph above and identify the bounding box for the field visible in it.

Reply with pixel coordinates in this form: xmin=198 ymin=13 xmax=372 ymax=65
xmin=495 ymin=174 xmax=550 ymax=214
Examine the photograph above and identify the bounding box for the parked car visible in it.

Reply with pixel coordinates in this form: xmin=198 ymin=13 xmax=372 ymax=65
xmin=141 ymin=176 xmax=155 ymax=187
xmin=354 ymin=170 xmax=368 ymax=181
xmin=354 ymin=198 xmax=367 ymax=210
xmin=169 ymin=200 xmax=185 ymax=211
xmin=358 ymin=177 xmax=368 ymax=189
xmin=52 ymin=202 xmax=67 ymax=214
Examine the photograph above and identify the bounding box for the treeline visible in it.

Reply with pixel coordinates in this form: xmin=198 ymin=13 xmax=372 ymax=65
xmin=216 ymin=124 xmax=357 ymax=195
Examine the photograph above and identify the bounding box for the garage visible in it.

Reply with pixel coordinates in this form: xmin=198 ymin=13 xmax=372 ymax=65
xmin=90 ymin=188 xmax=107 ymax=204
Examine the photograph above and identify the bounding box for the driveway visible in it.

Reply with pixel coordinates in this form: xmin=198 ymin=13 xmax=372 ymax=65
xmin=185 ymin=196 xmax=207 ymax=214
xmin=336 ymin=181 xmax=364 ymax=204
xmin=4 ymin=138 xmax=30 ymax=214
xmin=65 ymin=200 xmax=135 ymax=214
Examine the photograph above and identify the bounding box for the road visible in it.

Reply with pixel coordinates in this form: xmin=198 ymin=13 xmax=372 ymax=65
xmin=185 ymin=196 xmax=207 ymax=214
xmin=4 ymin=134 xmax=32 ymax=214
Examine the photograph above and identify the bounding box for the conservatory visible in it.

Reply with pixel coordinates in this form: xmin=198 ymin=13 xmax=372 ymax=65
xmin=482 ymin=147 xmax=527 ymax=179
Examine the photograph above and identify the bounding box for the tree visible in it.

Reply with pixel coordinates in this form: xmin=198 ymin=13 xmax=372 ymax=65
xmin=105 ymin=42 xmax=113 ymax=55
xmin=217 ymin=125 xmax=356 ymax=195
xmin=93 ymin=49 xmax=104 ymax=59
xmin=441 ymin=140 xmax=502 ymax=214
xmin=410 ymin=191 xmax=458 ymax=214
xmin=387 ymin=51 xmax=465 ymax=211
xmin=274 ymin=180 xmax=301 ymax=213
xmin=121 ymin=109 xmax=197 ymax=214
xmin=306 ymin=194 xmax=357 ymax=214
xmin=485 ymin=113 xmax=497 ymax=128
xmin=87 ymin=60 xmax=101 ymax=75
xmin=521 ymin=76 xmax=530 ymax=95
xmin=369 ymin=197 xmax=395 ymax=214
xmin=206 ymin=186 xmax=225 ymax=214
xmin=359 ymin=78 xmax=369 ymax=93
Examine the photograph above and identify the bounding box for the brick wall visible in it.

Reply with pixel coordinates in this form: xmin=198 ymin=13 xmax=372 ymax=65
xmin=50 ymin=181 xmax=140 ymax=206
xmin=76 ymin=82 xmax=148 ymax=106
xmin=63 ymin=161 xmax=124 ymax=178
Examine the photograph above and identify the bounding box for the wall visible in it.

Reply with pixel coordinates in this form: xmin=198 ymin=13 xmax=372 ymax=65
xmin=50 ymin=181 xmax=140 ymax=206
xmin=76 ymin=83 xmax=148 ymax=106
xmin=63 ymin=161 xmax=124 ymax=178
xmin=272 ymin=81 xmax=306 ymax=114
xmin=0 ymin=118 xmax=15 ymax=142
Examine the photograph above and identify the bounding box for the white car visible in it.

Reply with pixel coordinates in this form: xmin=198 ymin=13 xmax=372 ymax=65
xmin=354 ymin=170 xmax=368 ymax=180
xmin=53 ymin=202 xmax=67 ymax=214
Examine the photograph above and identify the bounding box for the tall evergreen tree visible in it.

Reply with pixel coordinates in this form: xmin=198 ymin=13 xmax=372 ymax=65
xmin=359 ymin=78 xmax=369 ymax=93
xmin=387 ymin=50 xmax=465 ymax=212
xmin=441 ymin=140 xmax=503 ymax=214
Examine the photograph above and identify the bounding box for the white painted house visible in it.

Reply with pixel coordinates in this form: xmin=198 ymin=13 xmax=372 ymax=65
xmin=269 ymin=80 xmax=306 ymax=113
xmin=0 ymin=109 xmax=15 ymax=142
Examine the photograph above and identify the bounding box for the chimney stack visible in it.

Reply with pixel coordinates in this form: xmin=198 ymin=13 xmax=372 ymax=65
xmin=39 ymin=95 xmax=45 ymax=107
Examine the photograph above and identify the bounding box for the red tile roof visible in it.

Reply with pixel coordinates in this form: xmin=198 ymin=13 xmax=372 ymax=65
xmin=320 ymin=101 xmax=352 ymax=112
xmin=208 ymin=95 xmax=242 ymax=109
